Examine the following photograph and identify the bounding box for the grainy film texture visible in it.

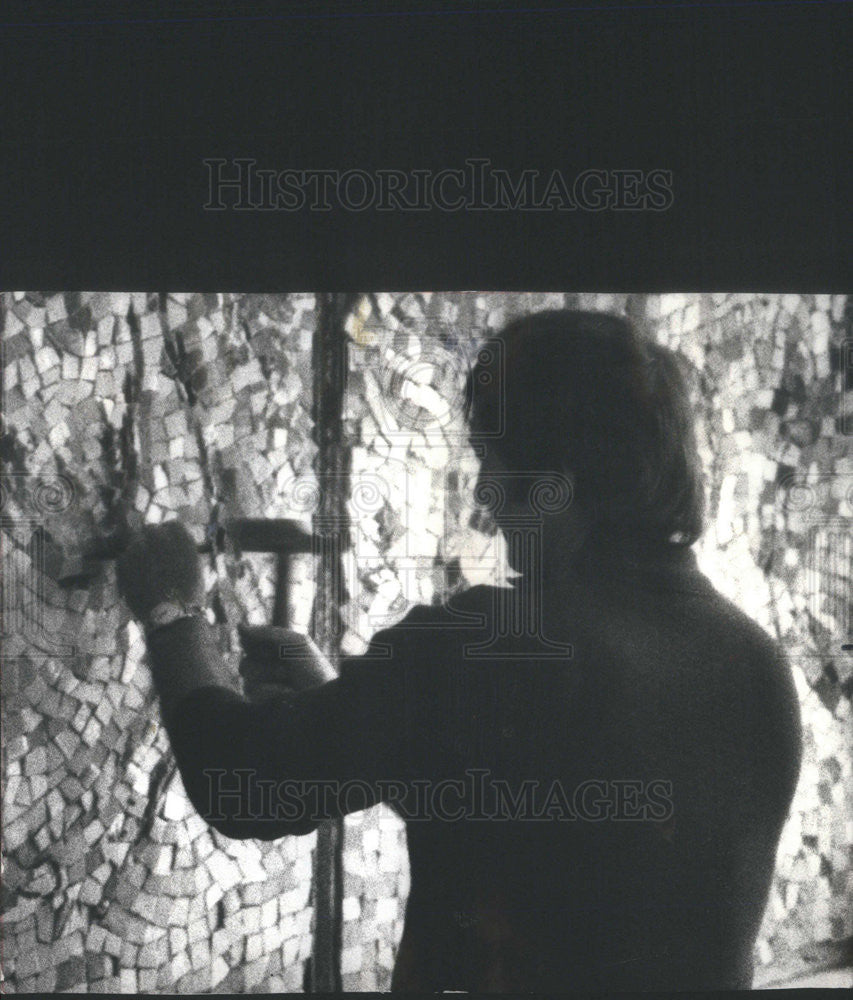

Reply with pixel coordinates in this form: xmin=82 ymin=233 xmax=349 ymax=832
xmin=1 ymin=291 xmax=850 ymax=991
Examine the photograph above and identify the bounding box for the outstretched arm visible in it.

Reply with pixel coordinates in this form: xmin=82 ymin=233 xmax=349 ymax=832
xmin=117 ymin=522 xmax=415 ymax=840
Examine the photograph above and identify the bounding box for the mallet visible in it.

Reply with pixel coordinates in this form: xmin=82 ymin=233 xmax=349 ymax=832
xmin=57 ymin=517 xmax=315 ymax=619
xmin=226 ymin=518 xmax=315 ymax=628
xmin=56 ymin=516 xmax=332 ymax=680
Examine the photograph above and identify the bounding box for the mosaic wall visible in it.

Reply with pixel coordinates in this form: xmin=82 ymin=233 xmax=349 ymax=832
xmin=1 ymin=290 xmax=850 ymax=991
xmin=648 ymin=293 xmax=852 ymax=975
xmin=4 ymin=292 xmax=331 ymax=993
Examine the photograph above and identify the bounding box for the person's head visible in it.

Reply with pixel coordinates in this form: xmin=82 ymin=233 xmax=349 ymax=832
xmin=467 ymin=310 xmax=705 ymax=548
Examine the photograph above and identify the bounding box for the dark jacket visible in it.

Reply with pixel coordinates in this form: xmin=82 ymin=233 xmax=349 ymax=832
xmin=160 ymin=540 xmax=802 ymax=991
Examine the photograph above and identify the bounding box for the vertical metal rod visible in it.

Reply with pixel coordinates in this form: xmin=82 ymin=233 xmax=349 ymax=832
xmin=308 ymin=292 xmax=355 ymax=993
xmin=272 ymin=555 xmax=290 ymax=629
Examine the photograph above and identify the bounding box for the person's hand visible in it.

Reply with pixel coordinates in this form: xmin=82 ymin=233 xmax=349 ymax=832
xmin=116 ymin=521 xmax=203 ymax=621
xmin=238 ymin=625 xmax=337 ymax=699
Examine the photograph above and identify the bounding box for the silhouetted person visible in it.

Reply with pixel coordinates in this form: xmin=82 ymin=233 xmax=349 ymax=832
xmin=118 ymin=310 xmax=801 ymax=991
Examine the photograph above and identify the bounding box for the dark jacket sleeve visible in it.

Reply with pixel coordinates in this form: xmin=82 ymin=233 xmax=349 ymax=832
xmin=154 ymin=617 xmax=423 ymax=840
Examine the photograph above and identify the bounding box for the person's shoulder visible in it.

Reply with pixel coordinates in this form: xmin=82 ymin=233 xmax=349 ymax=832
xmin=342 ymin=585 xmax=501 ymax=668
xmin=700 ymin=582 xmax=785 ymax=663
xmin=388 ymin=584 xmax=500 ymax=628
xmin=691 ymin=579 xmax=797 ymax=704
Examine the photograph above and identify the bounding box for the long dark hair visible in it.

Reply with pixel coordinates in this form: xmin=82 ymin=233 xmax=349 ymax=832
xmin=467 ymin=310 xmax=705 ymax=545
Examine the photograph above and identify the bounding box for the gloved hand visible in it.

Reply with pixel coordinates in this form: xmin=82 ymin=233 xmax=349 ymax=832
xmin=238 ymin=624 xmax=337 ymax=698
xmin=116 ymin=521 xmax=204 ymax=621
